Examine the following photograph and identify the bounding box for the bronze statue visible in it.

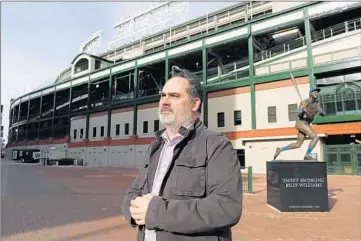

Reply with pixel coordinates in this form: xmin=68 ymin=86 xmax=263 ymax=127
xmin=274 ymin=88 xmax=325 ymax=161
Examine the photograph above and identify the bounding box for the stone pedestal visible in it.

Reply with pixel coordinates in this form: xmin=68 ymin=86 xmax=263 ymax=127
xmin=267 ymin=161 xmax=329 ymax=212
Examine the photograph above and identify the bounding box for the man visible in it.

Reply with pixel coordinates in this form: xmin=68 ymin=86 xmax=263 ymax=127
xmin=273 ymin=88 xmax=325 ymax=160
xmin=122 ymin=68 xmax=243 ymax=241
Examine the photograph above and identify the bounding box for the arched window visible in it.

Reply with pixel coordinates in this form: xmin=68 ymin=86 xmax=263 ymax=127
xmin=335 ymin=83 xmax=361 ymax=114
xmin=74 ymin=58 xmax=89 ymax=74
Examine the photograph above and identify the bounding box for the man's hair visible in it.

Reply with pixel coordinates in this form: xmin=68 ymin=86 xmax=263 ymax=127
xmin=171 ymin=66 xmax=203 ymax=114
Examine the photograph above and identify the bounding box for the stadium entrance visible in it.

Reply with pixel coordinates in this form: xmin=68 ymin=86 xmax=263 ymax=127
xmin=323 ymin=135 xmax=361 ymax=175
xmin=324 ymin=144 xmax=361 ymax=175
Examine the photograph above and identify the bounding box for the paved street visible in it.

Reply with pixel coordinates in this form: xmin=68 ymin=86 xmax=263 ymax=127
xmin=1 ymin=158 xmax=360 ymax=241
xmin=1 ymin=159 xmax=137 ymax=241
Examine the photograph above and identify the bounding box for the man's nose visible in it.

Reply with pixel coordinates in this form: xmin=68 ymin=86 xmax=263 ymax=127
xmin=161 ymin=96 xmax=171 ymax=105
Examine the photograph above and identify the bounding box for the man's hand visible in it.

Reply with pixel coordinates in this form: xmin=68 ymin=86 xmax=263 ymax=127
xmin=300 ymin=101 xmax=308 ymax=115
xmin=130 ymin=194 xmax=154 ymax=225
xmin=300 ymin=101 xmax=307 ymax=109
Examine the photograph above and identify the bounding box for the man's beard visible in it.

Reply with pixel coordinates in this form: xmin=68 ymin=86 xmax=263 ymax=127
xmin=159 ymin=107 xmax=192 ymax=132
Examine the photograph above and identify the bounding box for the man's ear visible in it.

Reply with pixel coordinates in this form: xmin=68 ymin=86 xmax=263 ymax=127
xmin=191 ymin=98 xmax=201 ymax=112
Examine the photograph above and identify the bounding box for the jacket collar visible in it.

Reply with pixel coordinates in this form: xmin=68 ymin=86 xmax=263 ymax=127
xmin=146 ymin=118 xmax=203 ymax=166
xmin=154 ymin=117 xmax=203 ymax=141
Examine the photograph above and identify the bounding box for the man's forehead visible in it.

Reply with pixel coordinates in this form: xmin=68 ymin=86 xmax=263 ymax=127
xmin=162 ymin=77 xmax=189 ymax=92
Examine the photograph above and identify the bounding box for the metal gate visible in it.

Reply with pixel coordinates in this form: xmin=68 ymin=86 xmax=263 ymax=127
xmin=324 ymin=144 xmax=361 ymax=175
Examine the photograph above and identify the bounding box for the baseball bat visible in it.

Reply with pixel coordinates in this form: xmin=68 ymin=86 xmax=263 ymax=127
xmin=290 ymin=72 xmax=306 ymax=107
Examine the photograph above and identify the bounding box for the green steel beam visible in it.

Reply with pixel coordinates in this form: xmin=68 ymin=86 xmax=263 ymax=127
xmin=87 ymin=106 xmax=109 ymax=115
xmin=314 ymin=60 xmax=361 ymax=74
xmin=202 ymin=45 xmax=207 ymax=86
xmin=65 ymin=86 xmax=72 ymax=139
xmin=205 ymin=79 xmax=251 ymax=93
xmin=313 ymin=114 xmax=361 ymax=125
xmin=89 ymin=74 xmax=113 ymax=84
xmin=111 ymin=67 xmax=136 ymax=76
xmin=205 ymin=33 xmax=248 ymax=49
xmin=165 ymin=52 xmax=169 ymax=82
xmin=303 ymin=8 xmax=315 ymax=89
xmin=25 ymin=98 xmax=31 ymax=140
xmin=52 ymin=113 xmax=69 ymax=119
xmin=254 ymin=69 xmax=309 ymax=84
xmin=16 ymin=103 xmax=21 ymax=142
xmin=136 ymin=95 xmax=160 ymax=106
xmin=251 ymin=19 xmax=305 ymax=36
xmin=110 ymin=100 xmax=134 ymax=110
xmin=50 ymin=92 xmax=57 ymax=139
xmin=85 ymin=81 xmax=91 ymax=140
xmin=107 ymin=72 xmax=113 ymax=138
xmin=202 ymin=45 xmax=208 ymax=127
xmin=133 ymin=65 xmax=138 ymax=137
xmin=167 ymin=48 xmax=203 ymax=60
xmin=248 ymin=25 xmax=256 ymax=130
xmin=37 ymin=95 xmax=43 ymax=142
xmin=136 ymin=59 xmax=167 ymax=69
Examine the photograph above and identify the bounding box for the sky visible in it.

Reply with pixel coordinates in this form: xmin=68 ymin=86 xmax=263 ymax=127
xmin=1 ymin=1 xmax=239 ymax=142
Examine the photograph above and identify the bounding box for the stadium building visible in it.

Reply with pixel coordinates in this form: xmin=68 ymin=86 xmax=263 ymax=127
xmin=5 ymin=1 xmax=361 ymax=174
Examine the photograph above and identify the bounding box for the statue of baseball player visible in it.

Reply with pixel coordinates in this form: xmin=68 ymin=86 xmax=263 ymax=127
xmin=274 ymin=88 xmax=325 ymax=161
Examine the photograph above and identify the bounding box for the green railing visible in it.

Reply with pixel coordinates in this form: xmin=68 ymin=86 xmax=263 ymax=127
xmin=206 ymin=17 xmax=361 ymax=82
xmin=254 ymin=17 xmax=361 ymax=63
xmin=241 ymin=166 xmax=253 ymax=193
xmin=311 ymin=17 xmax=361 ymax=43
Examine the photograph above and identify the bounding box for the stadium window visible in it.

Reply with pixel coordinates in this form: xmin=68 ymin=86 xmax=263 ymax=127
xmin=115 ymin=124 xmax=120 ymax=136
xmin=143 ymin=121 xmax=148 ymax=134
xmin=268 ymin=106 xmax=277 ymax=123
xmin=80 ymin=129 xmax=83 ymax=139
xmin=124 ymin=123 xmax=129 ymax=135
xmin=288 ymin=103 xmax=298 ymax=121
xmin=100 ymin=126 xmax=105 ymax=137
xmin=154 ymin=120 xmax=159 ymax=132
xmin=217 ymin=112 xmax=225 ymax=127
xmin=93 ymin=127 xmax=97 ymax=137
xmin=234 ymin=110 xmax=242 ymax=126
xmin=73 ymin=129 xmax=77 ymax=140
xmin=95 ymin=60 xmax=101 ymax=70
xmin=74 ymin=58 xmax=89 ymax=74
